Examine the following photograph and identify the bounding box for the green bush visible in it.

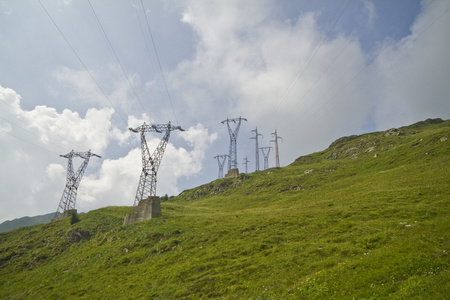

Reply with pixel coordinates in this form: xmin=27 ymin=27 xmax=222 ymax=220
xmin=70 ymin=211 xmax=80 ymax=225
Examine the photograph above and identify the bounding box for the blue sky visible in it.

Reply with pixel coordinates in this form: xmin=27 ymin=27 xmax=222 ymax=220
xmin=0 ymin=0 xmax=449 ymax=222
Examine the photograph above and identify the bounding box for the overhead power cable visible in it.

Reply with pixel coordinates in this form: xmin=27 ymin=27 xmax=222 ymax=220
xmin=87 ymin=0 xmax=147 ymax=113
xmin=140 ymin=0 xmax=179 ymax=124
xmin=281 ymin=0 xmax=449 ymax=130
xmin=3 ymin=130 xmax=61 ymax=156
xmin=262 ymin=0 xmax=350 ymax=127
xmin=37 ymin=0 xmax=128 ymax=126
xmin=133 ymin=0 xmax=167 ymax=112
xmin=0 ymin=100 xmax=91 ymax=152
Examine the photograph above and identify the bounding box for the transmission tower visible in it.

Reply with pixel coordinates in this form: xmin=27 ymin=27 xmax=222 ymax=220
xmin=270 ymin=129 xmax=283 ymax=168
xmin=260 ymin=146 xmax=272 ymax=170
xmin=54 ymin=150 xmax=101 ymax=219
xmin=243 ymin=156 xmax=250 ymax=173
xmin=214 ymin=154 xmax=228 ymax=179
xmin=130 ymin=121 xmax=184 ymax=206
xmin=250 ymin=127 xmax=263 ymax=171
xmin=221 ymin=117 xmax=247 ymax=171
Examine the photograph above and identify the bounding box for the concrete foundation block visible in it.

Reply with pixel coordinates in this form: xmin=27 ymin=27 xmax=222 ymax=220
xmin=225 ymin=168 xmax=239 ymax=178
xmin=123 ymin=197 xmax=161 ymax=225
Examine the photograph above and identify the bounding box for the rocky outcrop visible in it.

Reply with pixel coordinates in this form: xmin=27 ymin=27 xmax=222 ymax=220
xmin=66 ymin=228 xmax=91 ymax=243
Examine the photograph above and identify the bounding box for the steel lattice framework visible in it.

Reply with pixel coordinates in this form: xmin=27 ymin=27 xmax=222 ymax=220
xmin=54 ymin=150 xmax=101 ymax=219
xmin=270 ymin=129 xmax=283 ymax=168
xmin=250 ymin=127 xmax=263 ymax=171
xmin=243 ymin=156 xmax=250 ymax=173
xmin=221 ymin=117 xmax=247 ymax=171
xmin=214 ymin=154 xmax=228 ymax=179
xmin=130 ymin=122 xmax=184 ymax=206
xmin=260 ymin=146 xmax=272 ymax=170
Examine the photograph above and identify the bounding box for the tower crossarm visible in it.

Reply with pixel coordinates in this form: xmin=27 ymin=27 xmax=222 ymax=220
xmin=72 ymin=150 xmax=101 ymax=189
xmin=221 ymin=117 xmax=247 ymax=139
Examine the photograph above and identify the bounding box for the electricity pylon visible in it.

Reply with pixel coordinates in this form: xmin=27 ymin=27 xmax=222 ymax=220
xmin=260 ymin=146 xmax=272 ymax=170
xmin=250 ymin=127 xmax=263 ymax=171
xmin=243 ymin=156 xmax=250 ymax=173
xmin=221 ymin=117 xmax=247 ymax=171
xmin=214 ymin=154 xmax=228 ymax=179
xmin=54 ymin=150 xmax=101 ymax=219
xmin=130 ymin=121 xmax=184 ymax=206
xmin=270 ymin=129 xmax=283 ymax=168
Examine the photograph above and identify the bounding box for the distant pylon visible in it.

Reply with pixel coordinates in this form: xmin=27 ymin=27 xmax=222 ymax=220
xmin=270 ymin=129 xmax=283 ymax=168
xmin=214 ymin=154 xmax=228 ymax=179
xmin=250 ymin=127 xmax=263 ymax=171
xmin=260 ymin=147 xmax=272 ymax=170
xmin=243 ymin=156 xmax=250 ymax=173
xmin=54 ymin=150 xmax=101 ymax=219
xmin=130 ymin=122 xmax=184 ymax=206
xmin=221 ymin=117 xmax=247 ymax=171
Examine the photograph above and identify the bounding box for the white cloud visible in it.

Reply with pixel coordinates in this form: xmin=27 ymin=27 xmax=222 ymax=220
xmin=77 ymin=123 xmax=217 ymax=210
xmin=1 ymin=0 xmax=449 ymax=223
xmin=18 ymin=106 xmax=115 ymax=155
xmin=0 ymin=86 xmax=124 ymax=221
xmin=371 ymin=0 xmax=450 ymax=128
xmin=46 ymin=163 xmax=65 ymax=181
xmin=171 ymin=1 xmax=370 ymax=160
xmin=78 ymin=148 xmax=141 ymax=210
xmin=362 ymin=1 xmax=377 ymax=27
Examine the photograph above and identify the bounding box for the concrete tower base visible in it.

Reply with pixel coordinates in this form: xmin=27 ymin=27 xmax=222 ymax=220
xmin=123 ymin=197 xmax=162 ymax=225
xmin=225 ymin=168 xmax=239 ymax=178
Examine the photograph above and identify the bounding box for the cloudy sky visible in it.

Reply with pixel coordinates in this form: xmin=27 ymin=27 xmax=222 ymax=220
xmin=1 ymin=0 xmax=449 ymax=222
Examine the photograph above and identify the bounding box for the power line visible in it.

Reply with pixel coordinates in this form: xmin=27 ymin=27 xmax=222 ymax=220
xmin=0 ymin=101 xmax=91 ymax=153
xmin=282 ymin=0 xmax=449 ymax=131
xmin=3 ymin=130 xmax=61 ymax=156
xmin=37 ymin=0 xmax=128 ymax=126
xmin=140 ymin=0 xmax=179 ymax=124
xmin=87 ymin=0 xmax=146 ymax=113
xmin=133 ymin=0 xmax=167 ymax=112
xmin=262 ymin=0 xmax=350 ymax=127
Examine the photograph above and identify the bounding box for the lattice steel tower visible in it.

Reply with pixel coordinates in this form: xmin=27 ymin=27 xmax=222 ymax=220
xmin=54 ymin=150 xmax=101 ymax=219
xmin=130 ymin=122 xmax=184 ymax=206
xmin=243 ymin=156 xmax=250 ymax=173
xmin=260 ymin=146 xmax=272 ymax=170
xmin=250 ymin=127 xmax=263 ymax=171
xmin=270 ymin=129 xmax=283 ymax=168
xmin=221 ymin=117 xmax=247 ymax=171
xmin=214 ymin=154 xmax=228 ymax=179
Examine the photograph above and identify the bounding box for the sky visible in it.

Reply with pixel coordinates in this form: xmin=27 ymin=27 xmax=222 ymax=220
xmin=1 ymin=0 xmax=449 ymax=222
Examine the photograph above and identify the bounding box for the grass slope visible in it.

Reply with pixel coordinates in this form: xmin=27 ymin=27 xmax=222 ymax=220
xmin=1 ymin=119 xmax=449 ymax=299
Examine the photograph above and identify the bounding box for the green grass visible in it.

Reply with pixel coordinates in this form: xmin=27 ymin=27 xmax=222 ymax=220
xmin=1 ymin=118 xmax=449 ymax=299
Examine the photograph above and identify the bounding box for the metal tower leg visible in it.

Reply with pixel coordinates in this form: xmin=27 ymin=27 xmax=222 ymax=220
xmin=250 ymin=127 xmax=263 ymax=171
xmin=130 ymin=122 xmax=184 ymax=206
xmin=54 ymin=150 xmax=101 ymax=219
xmin=260 ymin=147 xmax=272 ymax=170
xmin=221 ymin=117 xmax=247 ymax=171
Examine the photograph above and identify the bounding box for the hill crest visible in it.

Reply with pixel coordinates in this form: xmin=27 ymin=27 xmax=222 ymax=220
xmin=1 ymin=118 xmax=449 ymax=299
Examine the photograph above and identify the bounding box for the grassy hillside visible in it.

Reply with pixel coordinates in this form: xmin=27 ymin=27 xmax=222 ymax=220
xmin=1 ymin=119 xmax=449 ymax=299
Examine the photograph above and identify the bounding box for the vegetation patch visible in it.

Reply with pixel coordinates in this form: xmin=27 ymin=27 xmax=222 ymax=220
xmin=0 ymin=119 xmax=449 ymax=299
